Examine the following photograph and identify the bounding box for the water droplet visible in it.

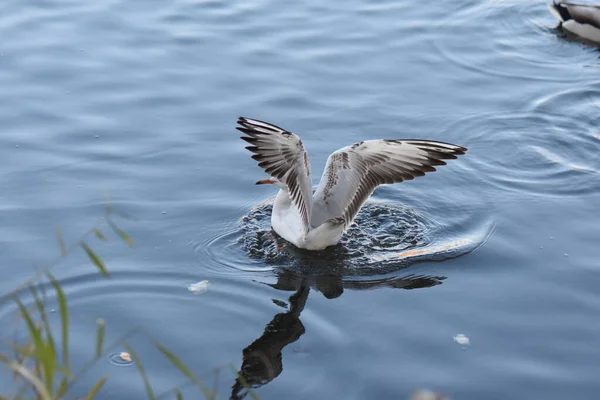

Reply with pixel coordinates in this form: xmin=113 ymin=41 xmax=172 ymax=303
xmin=564 ymin=253 xmax=569 ymax=257
xmin=15 ymin=144 xmax=19 ymax=148
xmin=550 ymin=237 xmax=554 ymax=240
xmin=162 ymin=211 xmax=167 ymax=215
xmin=94 ymin=135 xmax=99 ymax=138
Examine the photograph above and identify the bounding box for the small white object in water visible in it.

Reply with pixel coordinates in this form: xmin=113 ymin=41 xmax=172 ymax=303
xmin=120 ymin=352 xmax=131 ymax=362
xmin=410 ymin=389 xmax=448 ymax=400
xmin=188 ymin=280 xmax=209 ymax=295
xmin=453 ymin=333 xmax=470 ymax=346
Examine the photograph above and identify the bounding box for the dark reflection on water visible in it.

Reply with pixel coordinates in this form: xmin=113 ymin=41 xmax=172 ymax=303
xmin=230 ymin=270 xmax=443 ymax=400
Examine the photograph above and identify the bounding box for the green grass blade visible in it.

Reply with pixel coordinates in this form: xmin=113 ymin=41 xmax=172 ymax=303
xmin=229 ymin=365 xmax=260 ymax=400
xmin=80 ymin=242 xmax=109 ymax=277
xmin=27 ymin=285 xmax=57 ymax=393
xmin=56 ymin=377 xmax=69 ymax=398
xmin=47 ymin=272 xmax=69 ymax=370
xmin=55 ymin=228 xmax=67 ymax=257
xmin=95 ymin=318 xmax=105 ymax=359
xmin=107 ymin=219 xmax=134 ymax=247
xmin=122 ymin=342 xmax=156 ymax=400
xmin=174 ymin=389 xmax=183 ymax=400
xmin=0 ymin=354 xmax=52 ymax=400
xmin=153 ymin=341 xmax=214 ymax=399
xmin=84 ymin=377 xmax=108 ymax=400
xmin=14 ymin=297 xmax=55 ymax=394
xmin=94 ymin=229 xmax=107 ymax=241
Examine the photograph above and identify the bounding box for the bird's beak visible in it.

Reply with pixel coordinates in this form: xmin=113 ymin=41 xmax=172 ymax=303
xmin=255 ymin=178 xmax=274 ymax=185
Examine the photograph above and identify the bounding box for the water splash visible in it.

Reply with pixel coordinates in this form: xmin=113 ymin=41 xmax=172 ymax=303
xmin=212 ymin=197 xmax=493 ymax=282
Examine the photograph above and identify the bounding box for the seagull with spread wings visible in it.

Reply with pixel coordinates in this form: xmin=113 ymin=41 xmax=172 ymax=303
xmin=237 ymin=117 xmax=467 ymax=250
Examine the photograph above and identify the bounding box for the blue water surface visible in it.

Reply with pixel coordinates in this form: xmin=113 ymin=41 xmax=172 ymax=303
xmin=1 ymin=0 xmax=600 ymax=399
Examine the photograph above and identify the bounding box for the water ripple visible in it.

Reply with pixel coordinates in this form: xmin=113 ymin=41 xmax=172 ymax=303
xmin=432 ymin=0 xmax=600 ymax=83
xmin=197 ymin=197 xmax=493 ymax=282
xmin=444 ymin=82 xmax=600 ymax=196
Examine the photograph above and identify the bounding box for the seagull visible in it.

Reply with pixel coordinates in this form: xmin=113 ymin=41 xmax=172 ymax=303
xmin=549 ymin=1 xmax=600 ymax=44
xmin=237 ymin=117 xmax=467 ymax=251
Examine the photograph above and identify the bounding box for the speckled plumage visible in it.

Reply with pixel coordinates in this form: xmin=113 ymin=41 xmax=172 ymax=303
xmin=237 ymin=117 xmax=467 ymax=250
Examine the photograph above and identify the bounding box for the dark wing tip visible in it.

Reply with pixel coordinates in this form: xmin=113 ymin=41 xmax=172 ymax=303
xmin=235 ymin=116 xmax=287 ymax=133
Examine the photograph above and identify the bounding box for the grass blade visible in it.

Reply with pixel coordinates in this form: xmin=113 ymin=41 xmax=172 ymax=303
xmin=94 ymin=229 xmax=107 ymax=241
xmin=47 ymin=272 xmax=69 ymax=371
xmin=80 ymin=242 xmax=109 ymax=277
xmin=153 ymin=341 xmax=214 ymax=399
xmin=95 ymin=318 xmax=105 ymax=359
xmin=0 ymin=354 xmax=52 ymax=400
xmin=122 ymin=342 xmax=156 ymax=400
xmin=55 ymin=228 xmax=67 ymax=257
xmin=84 ymin=377 xmax=108 ymax=400
xmin=56 ymin=377 xmax=69 ymax=398
xmin=174 ymin=389 xmax=183 ymax=400
xmin=230 ymin=365 xmax=260 ymax=400
xmin=27 ymin=285 xmax=57 ymax=393
xmin=107 ymin=219 xmax=134 ymax=247
xmin=14 ymin=297 xmax=55 ymax=394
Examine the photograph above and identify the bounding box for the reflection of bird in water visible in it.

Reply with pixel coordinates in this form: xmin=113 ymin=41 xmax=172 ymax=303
xmin=230 ymin=280 xmax=309 ymax=400
xmin=230 ymin=270 xmax=445 ymax=399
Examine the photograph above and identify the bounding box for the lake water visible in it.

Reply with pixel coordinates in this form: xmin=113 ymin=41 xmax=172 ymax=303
xmin=1 ymin=0 xmax=600 ymax=398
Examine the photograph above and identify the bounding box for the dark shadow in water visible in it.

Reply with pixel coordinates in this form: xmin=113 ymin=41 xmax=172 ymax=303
xmin=230 ymin=269 xmax=444 ymax=399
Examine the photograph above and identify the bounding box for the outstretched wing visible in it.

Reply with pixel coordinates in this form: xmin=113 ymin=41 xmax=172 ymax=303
xmin=311 ymin=139 xmax=467 ymax=228
xmin=237 ymin=117 xmax=313 ymax=234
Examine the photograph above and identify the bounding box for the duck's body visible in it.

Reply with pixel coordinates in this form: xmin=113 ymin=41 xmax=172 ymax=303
xmin=237 ymin=117 xmax=467 ymax=251
xmin=549 ymin=1 xmax=600 ymax=43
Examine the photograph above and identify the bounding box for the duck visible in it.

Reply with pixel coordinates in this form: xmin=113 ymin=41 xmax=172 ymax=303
xmin=549 ymin=1 xmax=600 ymax=44
xmin=237 ymin=117 xmax=467 ymax=251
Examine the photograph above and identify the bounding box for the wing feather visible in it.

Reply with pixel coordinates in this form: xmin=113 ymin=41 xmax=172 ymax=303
xmin=237 ymin=117 xmax=313 ymax=234
xmin=311 ymin=139 xmax=467 ymax=228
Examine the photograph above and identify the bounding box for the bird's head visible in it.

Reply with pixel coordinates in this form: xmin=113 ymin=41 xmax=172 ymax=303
xmin=255 ymin=177 xmax=287 ymax=190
